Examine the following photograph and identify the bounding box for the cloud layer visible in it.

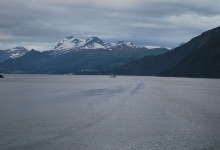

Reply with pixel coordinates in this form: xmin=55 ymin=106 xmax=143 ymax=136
xmin=0 ymin=0 xmax=220 ymax=50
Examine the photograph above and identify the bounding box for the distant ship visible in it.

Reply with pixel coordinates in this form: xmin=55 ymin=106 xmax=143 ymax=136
xmin=110 ymin=74 xmax=116 ymax=78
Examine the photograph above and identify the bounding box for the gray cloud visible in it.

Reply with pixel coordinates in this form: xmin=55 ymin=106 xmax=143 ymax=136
xmin=0 ymin=0 xmax=220 ymax=51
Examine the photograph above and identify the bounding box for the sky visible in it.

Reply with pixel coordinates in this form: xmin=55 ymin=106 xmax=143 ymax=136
xmin=0 ymin=0 xmax=220 ymax=51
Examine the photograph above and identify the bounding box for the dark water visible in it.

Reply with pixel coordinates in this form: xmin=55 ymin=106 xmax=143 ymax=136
xmin=0 ymin=74 xmax=220 ymax=150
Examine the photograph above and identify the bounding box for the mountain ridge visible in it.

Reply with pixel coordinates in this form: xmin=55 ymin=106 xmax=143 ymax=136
xmin=2 ymin=26 xmax=219 ymax=78
xmin=52 ymin=36 xmax=155 ymax=55
xmin=0 ymin=38 xmax=169 ymax=74
xmin=0 ymin=46 xmax=28 ymax=62
xmin=113 ymin=26 xmax=220 ymax=78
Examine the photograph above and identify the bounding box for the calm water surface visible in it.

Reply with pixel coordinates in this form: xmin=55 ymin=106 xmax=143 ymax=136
xmin=0 ymin=74 xmax=220 ymax=150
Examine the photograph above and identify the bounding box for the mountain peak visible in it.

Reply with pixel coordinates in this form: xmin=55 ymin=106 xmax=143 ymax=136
xmin=113 ymin=41 xmax=139 ymax=50
xmin=53 ymin=36 xmax=111 ymax=54
xmin=65 ymin=36 xmax=74 ymax=39
xmin=85 ymin=36 xmax=103 ymax=43
xmin=0 ymin=46 xmax=28 ymax=61
xmin=53 ymin=36 xmax=144 ymax=55
xmin=83 ymin=36 xmax=107 ymax=49
xmin=61 ymin=36 xmax=84 ymax=43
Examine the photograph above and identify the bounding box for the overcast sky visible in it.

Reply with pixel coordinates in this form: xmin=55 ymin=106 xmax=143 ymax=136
xmin=0 ymin=0 xmax=220 ymax=51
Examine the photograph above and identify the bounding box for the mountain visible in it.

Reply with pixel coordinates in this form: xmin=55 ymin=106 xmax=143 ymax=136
xmin=53 ymin=36 xmax=112 ymax=55
xmin=112 ymin=41 xmax=140 ymax=50
xmin=47 ymin=48 xmax=169 ymax=74
xmin=0 ymin=49 xmax=54 ymax=73
xmin=0 ymin=46 xmax=28 ymax=62
xmin=114 ymin=26 xmax=220 ymax=78
xmin=161 ymin=28 xmax=220 ymax=78
xmin=0 ymin=36 xmax=169 ymax=74
xmin=1 ymin=48 xmax=168 ymax=74
xmin=0 ymin=50 xmax=8 ymax=62
xmin=53 ymin=36 xmax=143 ymax=55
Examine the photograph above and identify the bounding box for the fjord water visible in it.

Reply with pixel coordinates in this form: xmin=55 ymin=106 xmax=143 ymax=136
xmin=0 ymin=75 xmax=220 ymax=150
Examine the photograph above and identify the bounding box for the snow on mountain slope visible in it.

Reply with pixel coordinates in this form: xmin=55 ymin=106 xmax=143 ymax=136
xmin=6 ymin=46 xmax=28 ymax=59
xmin=83 ymin=36 xmax=112 ymax=49
xmin=53 ymin=36 xmax=111 ymax=55
xmin=112 ymin=41 xmax=140 ymax=50
xmin=9 ymin=47 xmax=28 ymax=58
xmin=54 ymin=36 xmax=86 ymax=52
xmin=53 ymin=36 xmax=142 ymax=55
xmin=0 ymin=46 xmax=28 ymax=62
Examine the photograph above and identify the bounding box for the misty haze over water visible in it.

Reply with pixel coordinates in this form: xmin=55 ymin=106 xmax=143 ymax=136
xmin=0 ymin=75 xmax=220 ymax=150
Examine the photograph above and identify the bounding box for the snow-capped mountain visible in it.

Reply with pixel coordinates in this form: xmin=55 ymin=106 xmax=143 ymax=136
xmin=6 ymin=46 xmax=28 ymax=59
xmin=0 ymin=46 xmax=28 ymax=62
xmin=53 ymin=36 xmax=141 ymax=55
xmin=54 ymin=36 xmax=85 ymax=52
xmin=112 ymin=41 xmax=140 ymax=50
xmin=54 ymin=36 xmax=112 ymax=54
xmin=83 ymin=36 xmax=112 ymax=49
